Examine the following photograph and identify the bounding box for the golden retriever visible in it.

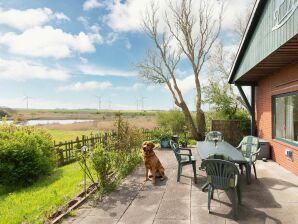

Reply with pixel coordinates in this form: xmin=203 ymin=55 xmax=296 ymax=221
xmin=142 ymin=141 xmax=165 ymax=185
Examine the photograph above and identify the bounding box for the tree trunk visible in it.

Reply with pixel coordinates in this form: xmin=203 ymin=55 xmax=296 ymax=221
xmin=179 ymin=101 xmax=200 ymax=140
xmin=196 ymin=108 xmax=206 ymax=140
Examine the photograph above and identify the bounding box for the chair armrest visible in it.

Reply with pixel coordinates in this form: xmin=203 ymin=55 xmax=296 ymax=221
xmin=249 ymin=147 xmax=261 ymax=163
xmin=179 ymin=148 xmax=192 ymax=155
xmin=236 ymin=143 xmax=242 ymax=150
xmin=177 ymin=153 xmax=192 ymax=160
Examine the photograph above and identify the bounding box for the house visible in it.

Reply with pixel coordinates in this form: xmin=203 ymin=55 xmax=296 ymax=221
xmin=229 ymin=0 xmax=298 ymax=175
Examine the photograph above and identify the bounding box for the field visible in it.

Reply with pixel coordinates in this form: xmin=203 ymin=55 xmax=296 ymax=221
xmin=8 ymin=109 xmax=159 ymax=142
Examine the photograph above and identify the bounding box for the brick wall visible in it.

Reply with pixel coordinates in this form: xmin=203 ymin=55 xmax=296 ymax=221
xmin=255 ymin=63 xmax=298 ymax=175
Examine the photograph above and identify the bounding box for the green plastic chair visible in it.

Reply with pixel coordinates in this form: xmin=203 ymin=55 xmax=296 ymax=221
xmin=236 ymin=136 xmax=261 ymax=179
xmin=205 ymin=131 xmax=224 ymax=142
xmin=169 ymin=140 xmax=197 ymax=183
xmin=201 ymin=159 xmax=241 ymax=219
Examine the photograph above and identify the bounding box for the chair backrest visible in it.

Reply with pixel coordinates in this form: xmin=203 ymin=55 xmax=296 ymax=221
xmin=207 ymin=153 xmax=232 ymax=161
xmin=205 ymin=131 xmax=224 ymax=142
xmin=169 ymin=140 xmax=181 ymax=162
xmin=240 ymin=136 xmax=259 ymax=161
xmin=201 ymin=159 xmax=240 ymax=189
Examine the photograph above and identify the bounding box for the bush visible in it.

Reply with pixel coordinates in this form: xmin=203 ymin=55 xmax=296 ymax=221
xmin=90 ymin=144 xmax=118 ymax=190
xmin=89 ymin=115 xmax=143 ymax=195
xmin=156 ymin=110 xmax=186 ymax=134
xmin=150 ymin=128 xmax=172 ymax=142
xmin=0 ymin=124 xmax=55 ymax=186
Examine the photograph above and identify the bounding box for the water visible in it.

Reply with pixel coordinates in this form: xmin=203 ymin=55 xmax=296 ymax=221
xmin=0 ymin=119 xmax=93 ymax=126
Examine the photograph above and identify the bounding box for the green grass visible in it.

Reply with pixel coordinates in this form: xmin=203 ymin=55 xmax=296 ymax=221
xmin=0 ymin=162 xmax=88 ymax=224
xmin=46 ymin=130 xmax=97 ymax=142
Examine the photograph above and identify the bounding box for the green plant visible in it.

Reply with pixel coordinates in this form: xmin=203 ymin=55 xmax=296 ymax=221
xmin=151 ymin=128 xmax=172 ymax=142
xmin=90 ymin=144 xmax=118 ymax=191
xmin=0 ymin=124 xmax=55 ymax=186
xmin=156 ymin=110 xmax=186 ymax=134
xmin=178 ymin=126 xmax=190 ymax=147
xmin=89 ymin=115 xmax=144 ymax=196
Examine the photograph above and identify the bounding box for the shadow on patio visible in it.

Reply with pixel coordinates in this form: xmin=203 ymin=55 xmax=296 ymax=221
xmin=63 ymin=147 xmax=298 ymax=224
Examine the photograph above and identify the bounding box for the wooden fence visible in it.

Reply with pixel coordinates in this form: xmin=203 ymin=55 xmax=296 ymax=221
xmin=54 ymin=129 xmax=154 ymax=166
xmin=211 ymin=120 xmax=251 ymax=146
xmin=54 ymin=132 xmax=115 ymax=166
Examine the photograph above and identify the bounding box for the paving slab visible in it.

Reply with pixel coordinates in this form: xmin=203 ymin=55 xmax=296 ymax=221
xmin=63 ymin=147 xmax=298 ymax=224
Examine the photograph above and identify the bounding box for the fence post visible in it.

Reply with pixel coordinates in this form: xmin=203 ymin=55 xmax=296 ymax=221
xmin=56 ymin=145 xmax=64 ymax=166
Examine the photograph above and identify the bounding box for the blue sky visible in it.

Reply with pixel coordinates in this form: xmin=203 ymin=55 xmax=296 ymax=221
xmin=0 ymin=0 xmax=250 ymax=110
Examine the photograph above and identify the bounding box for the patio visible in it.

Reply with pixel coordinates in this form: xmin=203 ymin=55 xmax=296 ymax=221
xmin=63 ymin=147 xmax=298 ymax=224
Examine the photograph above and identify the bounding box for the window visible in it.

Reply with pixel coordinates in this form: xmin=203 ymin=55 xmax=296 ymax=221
xmin=273 ymin=91 xmax=298 ymax=146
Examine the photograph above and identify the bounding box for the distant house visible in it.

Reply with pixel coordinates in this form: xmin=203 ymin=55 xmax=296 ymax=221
xmin=229 ymin=0 xmax=298 ymax=175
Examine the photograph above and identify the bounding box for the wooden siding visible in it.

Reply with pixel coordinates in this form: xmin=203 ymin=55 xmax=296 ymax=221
xmin=234 ymin=0 xmax=298 ymax=81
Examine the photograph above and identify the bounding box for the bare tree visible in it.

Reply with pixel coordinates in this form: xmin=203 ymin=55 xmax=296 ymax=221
xmin=203 ymin=0 xmax=256 ymax=117
xmin=233 ymin=0 xmax=256 ymax=41
xmin=137 ymin=0 xmax=223 ymax=140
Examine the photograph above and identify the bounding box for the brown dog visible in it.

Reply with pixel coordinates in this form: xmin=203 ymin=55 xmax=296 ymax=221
xmin=142 ymin=141 xmax=165 ymax=185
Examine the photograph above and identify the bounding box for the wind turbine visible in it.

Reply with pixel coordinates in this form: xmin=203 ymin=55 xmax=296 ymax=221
xmin=94 ymin=95 xmax=101 ymax=111
xmin=108 ymin=97 xmax=112 ymax=110
xmin=140 ymin=96 xmax=146 ymax=111
xmin=23 ymin=94 xmax=33 ymax=110
xmin=136 ymin=97 xmax=139 ymax=111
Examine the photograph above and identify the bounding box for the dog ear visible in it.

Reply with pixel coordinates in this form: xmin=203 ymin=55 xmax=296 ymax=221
xmin=149 ymin=142 xmax=155 ymax=150
xmin=142 ymin=141 xmax=148 ymax=148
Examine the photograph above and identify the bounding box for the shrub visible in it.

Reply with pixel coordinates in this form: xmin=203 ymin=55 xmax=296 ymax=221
xmin=150 ymin=128 xmax=172 ymax=142
xmin=0 ymin=124 xmax=55 ymax=186
xmin=156 ymin=110 xmax=186 ymax=134
xmin=89 ymin=115 xmax=143 ymax=195
xmin=90 ymin=144 xmax=118 ymax=190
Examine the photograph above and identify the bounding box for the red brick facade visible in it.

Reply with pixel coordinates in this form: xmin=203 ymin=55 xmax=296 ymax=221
xmin=256 ymin=63 xmax=298 ymax=175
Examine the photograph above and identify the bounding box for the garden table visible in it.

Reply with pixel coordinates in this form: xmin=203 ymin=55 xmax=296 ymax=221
xmin=196 ymin=141 xmax=250 ymax=191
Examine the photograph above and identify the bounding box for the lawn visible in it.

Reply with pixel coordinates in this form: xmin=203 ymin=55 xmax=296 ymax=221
xmin=46 ymin=129 xmax=96 ymax=142
xmin=0 ymin=162 xmax=89 ymax=224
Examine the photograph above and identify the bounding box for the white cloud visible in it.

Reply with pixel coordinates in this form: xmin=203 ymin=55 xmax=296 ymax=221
xmin=0 ymin=8 xmax=69 ymax=31
xmin=79 ymin=56 xmax=88 ymax=64
xmin=106 ymin=32 xmax=118 ymax=45
xmin=0 ymin=58 xmax=69 ymax=81
xmin=167 ymin=74 xmax=209 ymax=94
xmin=57 ymin=81 xmax=112 ymax=92
xmin=83 ymin=0 xmax=103 ymax=11
xmin=79 ymin=64 xmax=137 ymax=77
xmin=0 ymin=26 xmax=101 ymax=59
xmin=125 ymin=39 xmax=132 ymax=49
xmin=104 ymin=0 xmax=251 ymax=32
xmin=54 ymin=12 xmax=70 ymax=21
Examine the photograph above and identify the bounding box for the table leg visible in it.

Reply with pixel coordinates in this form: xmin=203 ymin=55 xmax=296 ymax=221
xmin=245 ymin=163 xmax=251 ymax=184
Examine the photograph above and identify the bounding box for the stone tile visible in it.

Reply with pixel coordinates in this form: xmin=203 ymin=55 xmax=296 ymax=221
xmin=156 ymin=199 xmax=190 ymax=220
xmin=117 ymin=190 xmax=164 ymax=224
xmin=62 ymin=148 xmax=298 ymax=224
xmin=163 ymin=183 xmax=191 ymax=200
xmin=256 ymin=205 xmax=298 ymax=224
xmin=153 ymin=218 xmax=190 ymax=224
xmin=191 ymin=190 xmax=220 ymax=207
xmin=78 ymin=216 xmax=117 ymax=224
xmin=191 ymin=206 xmax=225 ymax=224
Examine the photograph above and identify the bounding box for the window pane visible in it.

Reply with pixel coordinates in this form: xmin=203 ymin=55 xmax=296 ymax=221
xmin=274 ymin=92 xmax=298 ymax=144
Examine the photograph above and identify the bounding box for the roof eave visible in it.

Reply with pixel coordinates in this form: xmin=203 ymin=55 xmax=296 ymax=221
xmin=228 ymin=0 xmax=266 ymax=84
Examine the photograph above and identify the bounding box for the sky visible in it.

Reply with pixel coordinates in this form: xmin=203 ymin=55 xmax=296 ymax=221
xmin=0 ymin=0 xmax=251 ymax=111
